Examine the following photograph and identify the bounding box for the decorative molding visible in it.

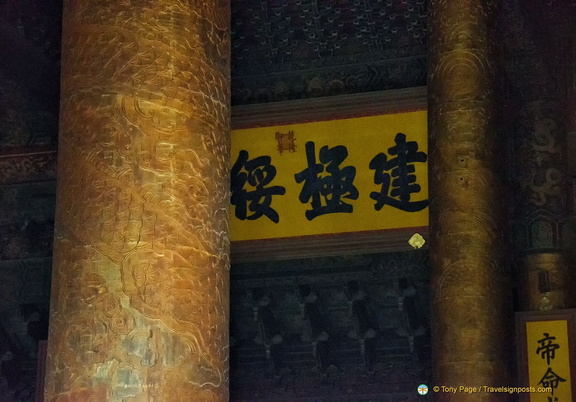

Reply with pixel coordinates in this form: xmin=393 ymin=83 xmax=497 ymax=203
xmin=0 ymin=147 xmax=57 ymax=185
xmin=231 ymin=56 xmax=427 ymax=106
xmin=231 ymin=227 xmax=429 ymax=263
xmin=232 ymin=86 xmax=427 ymax=129
xmin=230 ymin=0 xmax=427 ymax=77
xmin=229 ymin=251 xmax=431 ymax=401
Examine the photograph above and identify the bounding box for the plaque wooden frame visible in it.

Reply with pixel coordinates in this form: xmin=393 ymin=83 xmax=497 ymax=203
xmin=230 ymin=86 xmax=428 ymax=262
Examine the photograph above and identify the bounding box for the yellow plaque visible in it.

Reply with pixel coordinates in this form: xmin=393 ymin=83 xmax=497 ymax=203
xmin=230 ymin=111 xmax=428 ymax=241
xmin=526 ymin=320 xmax=572 ymax=401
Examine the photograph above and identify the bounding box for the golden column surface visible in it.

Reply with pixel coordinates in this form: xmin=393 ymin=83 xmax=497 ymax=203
xmin=428 ymin=0 xmax=513 ymax=400
xmin=45 ymin=1 xmax=230 ymax=401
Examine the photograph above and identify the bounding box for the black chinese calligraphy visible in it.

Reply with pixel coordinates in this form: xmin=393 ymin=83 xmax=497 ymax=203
xmin=536 ymin=333 xmax=561 ymax=366
xmin=231 ymin=150 xmax=286 ymax=223
xmin=369 ymin=132 xmax=428 ymax=212
xmin=295 ymin=141 xmax=359 ymax=220
xmin=538 ymin=367 xmax=566 ymax=395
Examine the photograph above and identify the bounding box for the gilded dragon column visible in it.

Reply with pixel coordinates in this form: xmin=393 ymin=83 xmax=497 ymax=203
xmin=428 ymin=0 xmax=514 ymax=399
xmin=44 ymin=1 xmax=231 ymax=401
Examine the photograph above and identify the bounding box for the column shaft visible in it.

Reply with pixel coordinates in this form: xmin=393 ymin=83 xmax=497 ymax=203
xmin=502 ymin=6 xmax=574 ymax=310
xmin=45 ymin=1 xmax=230 ymax=401
xmin=428 ymin=0 xmax=513 ymax=399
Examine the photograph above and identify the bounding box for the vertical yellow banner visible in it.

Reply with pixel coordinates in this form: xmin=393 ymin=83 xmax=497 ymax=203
xmin=526 ymin=320 xmax=572 ymax=401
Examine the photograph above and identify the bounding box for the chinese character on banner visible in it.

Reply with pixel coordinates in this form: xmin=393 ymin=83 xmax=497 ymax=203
xmin=534 ymin=332 xmax=566 ymax=398
xmin=538 ymin=367 xmax=566 ymax=395
xmin=295 ymin=141 xmax=359 ymax=221
xmin=231 ymin=150 xmax=286 ymax=223
xmin=522 ymin=317 xmax=576 ymax=402
xmin=537 ymin=333 xmax=561 ymax=366
xmin=369 ymin=132 xmax=428 ymax=212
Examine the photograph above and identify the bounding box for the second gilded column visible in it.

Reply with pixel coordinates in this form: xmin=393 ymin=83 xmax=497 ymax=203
xmin=428 ymin=0 xmax=513 ymax=399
